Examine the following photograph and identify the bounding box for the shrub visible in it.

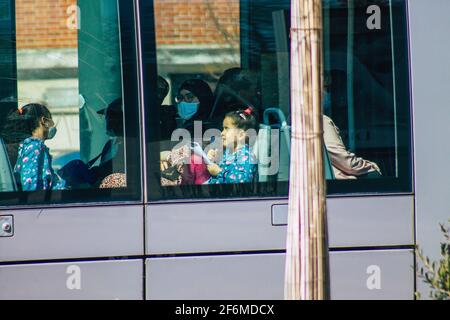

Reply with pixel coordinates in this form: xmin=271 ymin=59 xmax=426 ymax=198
xmin=416 ymin=220 xmax=450 ymax=300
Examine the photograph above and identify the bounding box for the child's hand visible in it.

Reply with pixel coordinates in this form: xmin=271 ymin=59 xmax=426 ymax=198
xmin=207 ymin=164 xmax=222 ymax=176
xmin=160 ymin=151 xmax=170 ymax=171
xmin=207 ymin=149 xmax=219 ymax=163
xmin=160 ymin=160 xmax=169 ymax=171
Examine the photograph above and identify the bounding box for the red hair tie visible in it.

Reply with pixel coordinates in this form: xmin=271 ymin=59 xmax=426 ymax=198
xmin=244 ymin=107 xmax=253 ymax=115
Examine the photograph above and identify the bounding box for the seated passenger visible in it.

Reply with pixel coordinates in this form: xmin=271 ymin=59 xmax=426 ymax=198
xmin=160 ymin=79 xmax=215 ymax=186
xmin=58 ymin=98 xmax=125 ymax=188
xmin=212 ymin=68 xmax=261 ymax=122
xmin=321 ymin=72 xmax=381 ymax=179
xmin=323 ymin=115 xmax=381 ymax=179
xmin=206 ymin=107 xmax=258 ymax=184
xmin=157 ymin=75 xmax=170 ymax=106
xmin=174 ymin=79 xmax=215 ymax=134
xmin=91 ymin=98 xmax=125 ymax=180
xmin=157 ymin=76 xmax=177 ymax=140
xmin=8 ymin=103 xmax=66 ymax=191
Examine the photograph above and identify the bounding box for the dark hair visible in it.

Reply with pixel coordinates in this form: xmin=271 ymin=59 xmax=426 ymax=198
xmin=104 ymin=98 xmax=124 ymax=137
xmin=225 ymin=106 xmax=258 ymax=131
xmin=220 ymin=68 xmax=257 ymax=93
xmin=157 ymin=76 xmax=170 ymax=106
xmin=2 ymin=103 xmax=51 ymax=143
xmin=178 ymin=79 xmax=214 ymax=121
xmin=214 ymin=68 xmax=260 ymax=120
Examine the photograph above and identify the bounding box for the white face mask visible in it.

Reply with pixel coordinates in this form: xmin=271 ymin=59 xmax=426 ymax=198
xmin=177 ymin=101 xmax=199 ymax=120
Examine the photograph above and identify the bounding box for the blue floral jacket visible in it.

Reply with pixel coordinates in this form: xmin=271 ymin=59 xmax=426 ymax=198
xmin=14 ymin=137 xmax=66 ymax=191
xmin=208 ymin=145 xmax=257 ymax=184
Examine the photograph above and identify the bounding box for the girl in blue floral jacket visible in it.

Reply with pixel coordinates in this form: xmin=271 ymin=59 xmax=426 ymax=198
xmin=10 ymin=103 xmax=66 ymax=191
xmin=207 ymin=107 xmax=258 ymax=184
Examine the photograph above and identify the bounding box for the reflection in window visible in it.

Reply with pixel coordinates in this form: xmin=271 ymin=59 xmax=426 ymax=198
xmin=323 ymin=0 xmax=409 ymax=181
xmin=0 ymin=0 xmax=128 ymax=192
xmin=155 ymin=0 xmax=292 ymax=193
xmin=148 ymin=0 xmax=411 ymax=200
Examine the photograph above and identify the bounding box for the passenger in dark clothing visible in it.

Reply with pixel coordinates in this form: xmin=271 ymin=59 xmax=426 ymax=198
xmin=159 ymin=78 xmax=215 ymax=140
xmin=90 ymin=98 xmax=125 ymax=182
xmin=158 ymin=76 xmax=177 ymax=140
xmin=58 ymin=98 xmax=125 ymax=188
xmin=174 ymin=78 xmax=215 ymax=135
xmin=160 ymin=79 xmax=215 ymax=186
xmin=157 ymin=75 xmax=170 ymax=106
xmin=212 ymin=68 xmax=261 ymax=122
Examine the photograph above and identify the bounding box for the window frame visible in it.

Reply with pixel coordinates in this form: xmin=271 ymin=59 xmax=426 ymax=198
xmin=325 ymin=0 xmax=413 ymax=196
xmin=141 ymin=0 xmax=413 ymax=203
xmin=0 ymin=0 xmax=17 ymax=106
xmin=0 ymin=0 xmax=143 ymax=208
xmin=141 ymin=0 xmax=291 ymax=202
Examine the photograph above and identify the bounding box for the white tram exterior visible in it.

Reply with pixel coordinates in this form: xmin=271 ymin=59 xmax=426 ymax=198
xmin=0 ymin=0 xmax=448 ymax=300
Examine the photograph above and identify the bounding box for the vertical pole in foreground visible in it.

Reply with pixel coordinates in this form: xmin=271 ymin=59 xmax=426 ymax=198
xmin=285 ymin=0 xmax=330 ymax=300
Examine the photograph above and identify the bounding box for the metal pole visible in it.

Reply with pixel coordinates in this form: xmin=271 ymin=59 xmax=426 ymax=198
xmin=347 ymin=0 xmax=355 ymax=151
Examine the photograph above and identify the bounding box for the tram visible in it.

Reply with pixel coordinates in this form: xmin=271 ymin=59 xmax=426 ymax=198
xmin=0 ymin=0 xmax=447 ymax=300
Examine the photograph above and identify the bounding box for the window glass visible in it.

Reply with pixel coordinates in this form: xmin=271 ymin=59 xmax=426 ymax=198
xmin=146 ymin=0 xmax=291 ymax=201
xmin=323 ymin=0 xmax=411 ymax=193
xmin=145 ymin=0 xmax=411 ymax=201
xmin=0 ymin=0 xmax=141 ymax=205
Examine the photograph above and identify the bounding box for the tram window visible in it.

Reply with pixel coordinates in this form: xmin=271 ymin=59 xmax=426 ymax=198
xmin=323 ymin=0 xmax=411 ymax=194
xmin=145 ymin=0 xmax=411 ymax=201
xmin=0 ymin=0 xmax=141 ymax=205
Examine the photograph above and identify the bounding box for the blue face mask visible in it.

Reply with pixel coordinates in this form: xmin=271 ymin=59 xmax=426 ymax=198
xmin=47 ymin=126 xmax=57 ymax=140
xmin=177 ymin=101 xmax=199 ymax=120
xmin=323 ymin=92 xmax=332 ymax=115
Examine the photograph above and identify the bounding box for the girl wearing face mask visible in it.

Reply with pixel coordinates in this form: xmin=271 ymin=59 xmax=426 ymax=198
xmin=12 ymin=103 xmax=66 ymax=191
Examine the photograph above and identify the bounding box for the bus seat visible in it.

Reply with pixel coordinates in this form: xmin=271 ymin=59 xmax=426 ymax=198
xmin=256 ymin=108 xmax=291 ymax=182
xmin=324 ymin=143 xmax=335 ymax=180
xmin=254 ymin=108 xmax=334 ymax=182
xmin=0 ymin=138 xmax=19 ymax=192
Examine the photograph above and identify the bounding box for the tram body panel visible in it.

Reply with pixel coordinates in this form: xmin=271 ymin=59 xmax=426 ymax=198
xmin=0 ymin=206 xmax=144 ymax=262
xmin=274 ymin=196 xmax=414 ymax=248
xmin=146 ymin=200 xmax=287 ymax=255
xmin=145 ymin=250 xmax=414 ymax=300
xmin=146 ymin=254 xmax=285 ymax=300
xmin=329 ymin=250 xmax=414 ymax=300
xmin=0 ymin=259 xmax=143 ymax=300
xmin=146 ymin=196 xmax=413 ymax=255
